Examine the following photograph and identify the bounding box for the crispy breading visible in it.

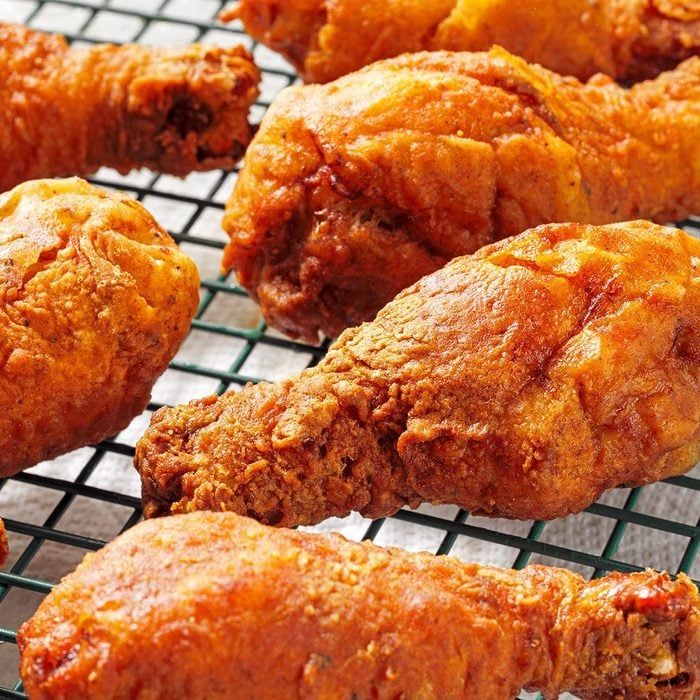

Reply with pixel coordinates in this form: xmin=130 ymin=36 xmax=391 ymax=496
xmin=0 ymin=22 xmax=260 ymax=192
xmin=18 ymin=512 xmax=700 ymax=699
xmin=0 ymin=178 xmax=199 ymax=477
xmin=222 ymin=49 xmax=700 ymax=342
xmin=137 ymin=221 xmax=700 ymax=525
xmin=226 ymin=0 xmax=700 ymax=84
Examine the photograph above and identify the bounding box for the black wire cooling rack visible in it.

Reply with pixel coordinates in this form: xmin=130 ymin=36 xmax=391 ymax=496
xmin=0 ymin=1 xmax=698 ymax=697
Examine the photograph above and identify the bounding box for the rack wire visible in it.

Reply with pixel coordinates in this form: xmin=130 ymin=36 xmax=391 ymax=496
xmin=0 ymin=1 xmax=698 ymax=697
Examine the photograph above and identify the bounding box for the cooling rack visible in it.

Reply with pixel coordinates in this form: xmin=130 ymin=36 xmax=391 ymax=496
xmin=0 ymin=1 xmax=698 ymax=697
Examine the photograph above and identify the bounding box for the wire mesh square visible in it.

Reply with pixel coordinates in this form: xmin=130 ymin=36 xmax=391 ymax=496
xmin=0 ymin=1 xmax=698 ymax=697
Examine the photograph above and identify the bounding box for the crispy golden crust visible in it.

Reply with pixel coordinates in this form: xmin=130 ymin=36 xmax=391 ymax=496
xmin=222 ymin=49 xmax=700 ymax=342
xmin=138 ymin=221 xmax=700 ymax=526
xmin=18 ymin=512 xmax=700 ymax=699
xmin=0 ymin=519 xmax=7 ymax=568
xmin=227 ymin=0 xmax=700 ymax=84
xmin=0 ymin=22 xmax=260 ymax=192
xmin=0 ymin=178 xmax=199 ymax=477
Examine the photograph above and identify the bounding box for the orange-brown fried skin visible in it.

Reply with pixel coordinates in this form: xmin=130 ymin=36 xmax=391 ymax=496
xmin=222 ymin=49 xmax=700 ymax=342
xmin=226 ymin=0 xmax=700 ymax=84
xmin=137 ymin=222 xmax=700 ymax=526
xmin=0 ymin=22 xmax=260 ymax=192
xmin=18 ymin=513 xmax=700 ymax=699
xmin=0 ymin=178 xmax=199 ymax=478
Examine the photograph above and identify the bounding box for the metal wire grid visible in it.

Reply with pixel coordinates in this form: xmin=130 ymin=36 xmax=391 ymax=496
xmin=0 ymin=1 xmax=697 ymax=696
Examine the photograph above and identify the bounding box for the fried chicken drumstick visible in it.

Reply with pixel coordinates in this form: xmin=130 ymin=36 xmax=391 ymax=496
xmin=18 ymin=512 xmax=700 ymax=699
xmin=0 ymin=178 xmax=199 ymax=477
xmin=223 ymin=49 xmax=700 ymax=342
xmin=225 ymin=0 xmax=700 ymax=84
xmin=224 ymin=50 xmax=700 ymax=342
xmin=0 ymin=22 xmax=260 ymax=192
xmin=137 ymin=221 xmax=700 ymax=525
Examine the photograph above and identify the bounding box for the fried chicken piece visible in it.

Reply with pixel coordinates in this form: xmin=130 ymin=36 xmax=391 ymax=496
xmin=225 ymin=0 xmax=700 ymax=84
xmin=0 ymin=22 xmax=260 ymax=192
xmin=222 ymin=49 xmax=700 ymax=342
xmin=0 ymin=519 xmax=8 ymax=568
xmin=137 ymin=221 xmax=700 ymax=526
xmin=0 ymin=178 xmax=199 ymax=478
xmin=18 ymin=512 xmax=700 ymax=699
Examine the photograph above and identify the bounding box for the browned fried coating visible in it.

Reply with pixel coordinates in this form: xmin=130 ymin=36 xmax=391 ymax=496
xmin=0 ymin=519 xmax=8 ymax=568
xmin=0 ymin=22 xmax=260 ymax=192
xmin=137 ymin=221 xmax=700 ymax=526
xmin=226 ymin=0 xmax=700 ymax=84
xmin=0 ymin=178 xmax=199 ymax=478
xmin=224 ymin=50 xmax=700 ymax=341
xmin=222 ymin=49 xmax=700 ymax=342
xmin=18 ymin=512 xmax=700 ymax=699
